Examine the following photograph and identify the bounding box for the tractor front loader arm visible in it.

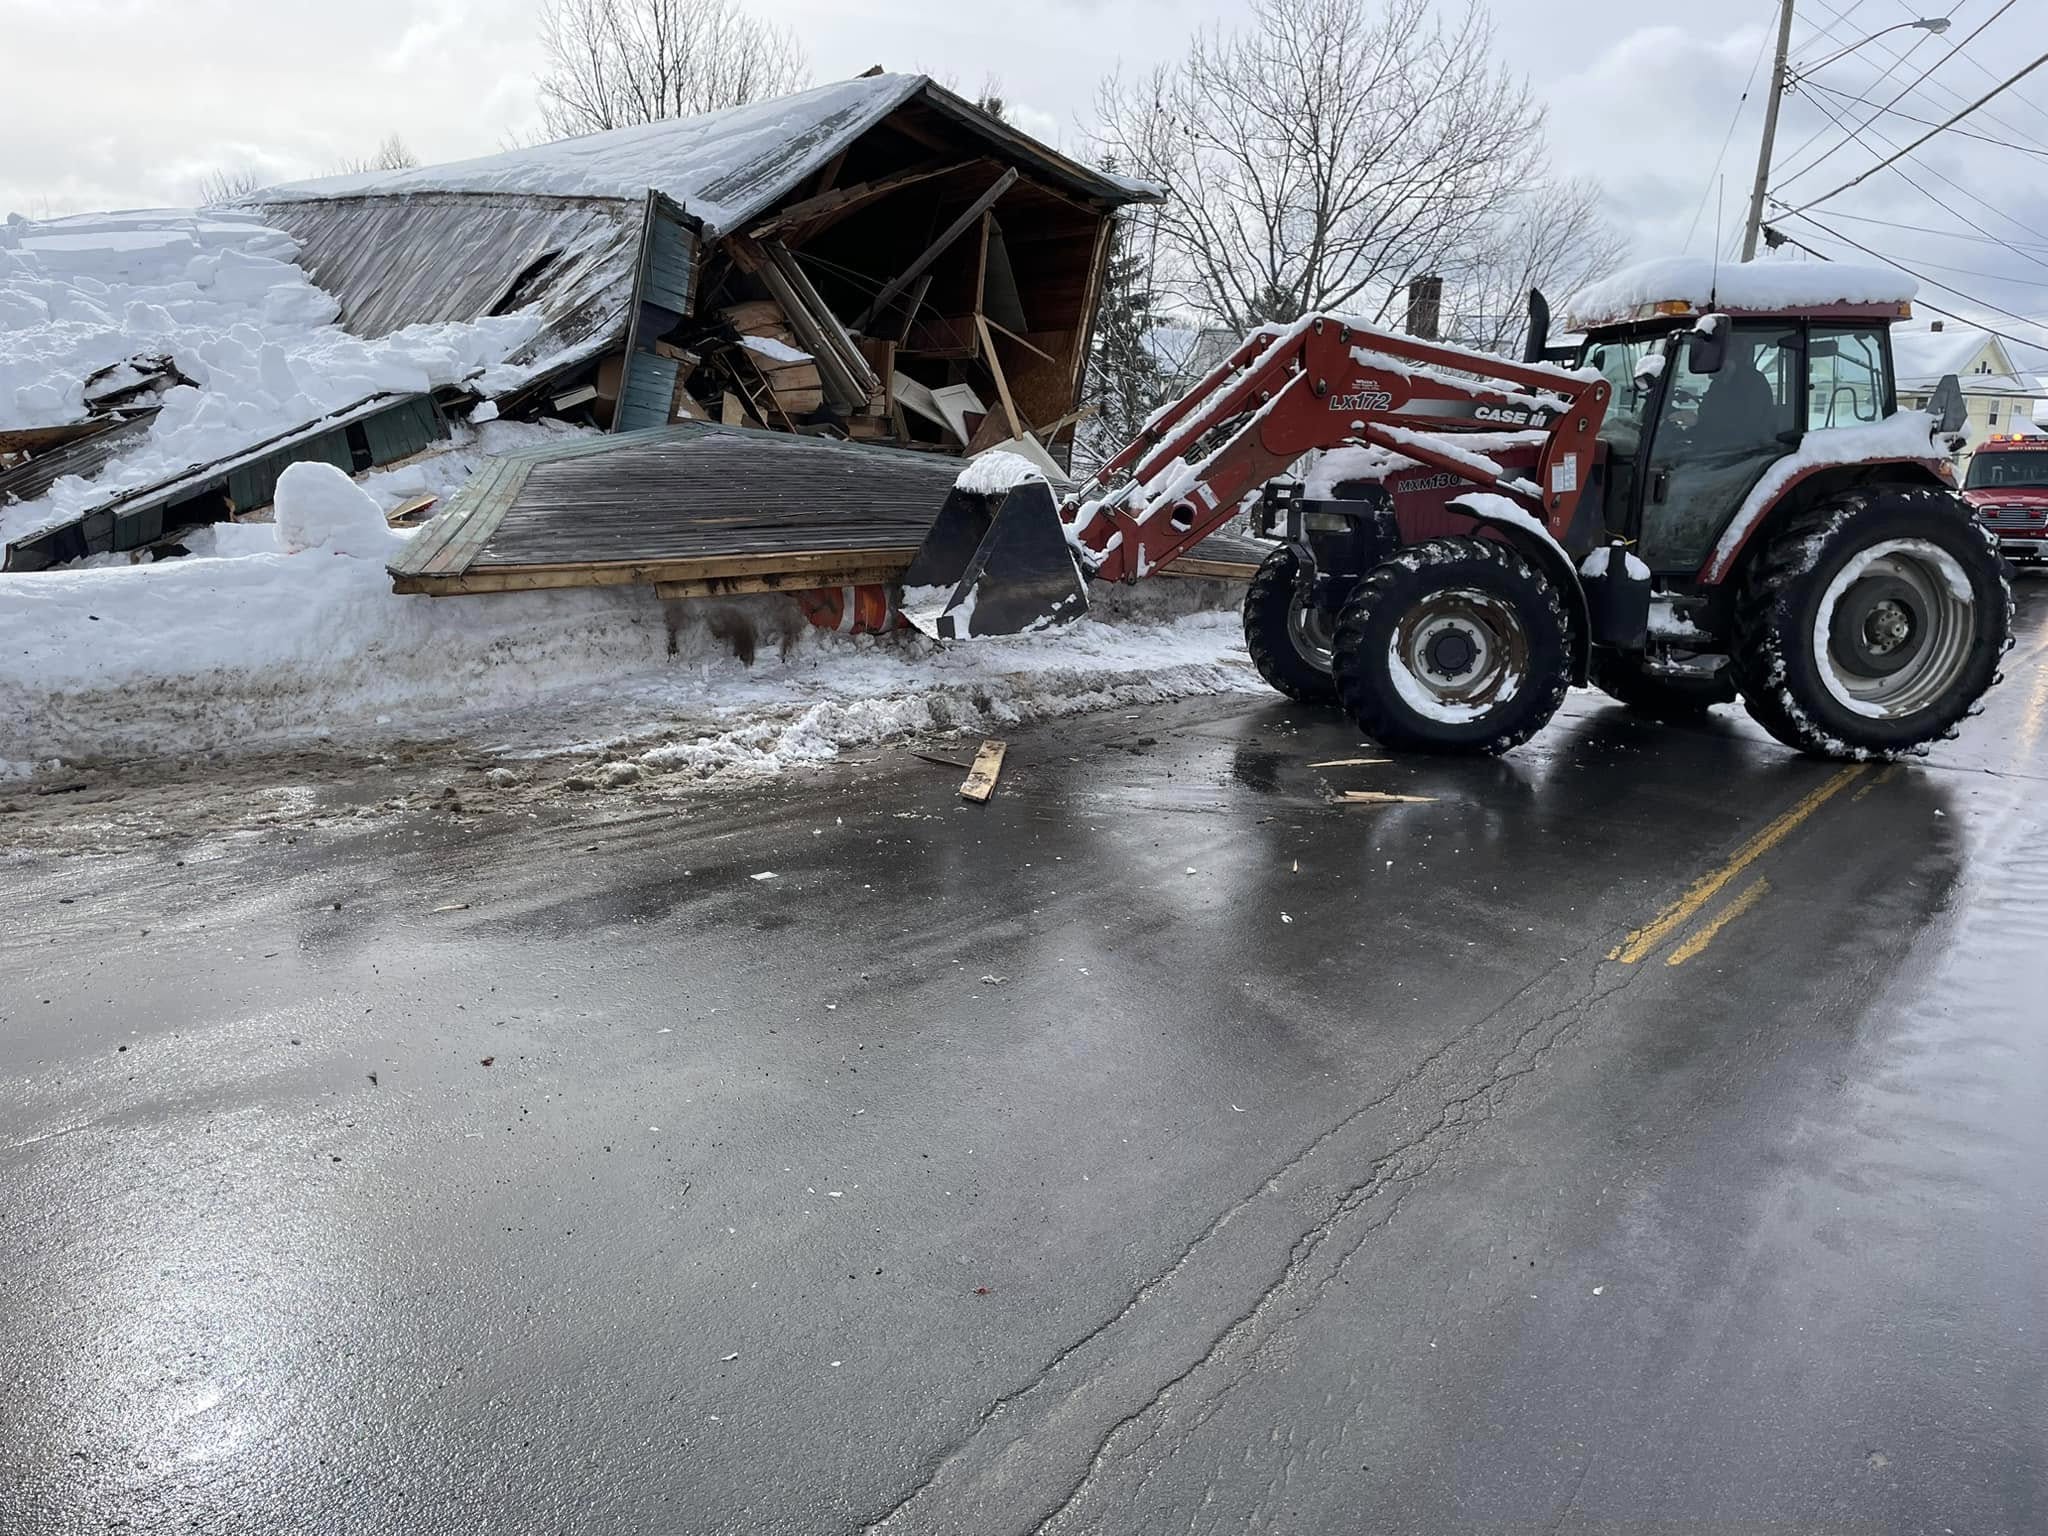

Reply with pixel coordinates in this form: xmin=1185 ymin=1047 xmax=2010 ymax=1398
xmin=1067 ymin=316 xmax=1611 ymax=584
xmin=901 ymin=314 xmax=1610 ymax=639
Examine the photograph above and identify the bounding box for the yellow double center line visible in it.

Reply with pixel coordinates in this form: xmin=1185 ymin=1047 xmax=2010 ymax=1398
xmin=1610 ymin=764 xmax=1867 ymax=965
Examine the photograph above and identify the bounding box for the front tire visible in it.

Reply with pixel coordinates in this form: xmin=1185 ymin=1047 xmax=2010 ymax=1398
xmin=1243 ymin=546 xmax=1339 ymax=703
xmin=1331 ymin=536 xmax=1572 ymax=755
xmin=1732 ymin=487 xmax=2012 ymax=758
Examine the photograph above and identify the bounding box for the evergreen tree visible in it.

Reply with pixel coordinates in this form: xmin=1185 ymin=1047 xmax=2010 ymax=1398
xmin=1078 ymin=214 xmax=1165 ymax=474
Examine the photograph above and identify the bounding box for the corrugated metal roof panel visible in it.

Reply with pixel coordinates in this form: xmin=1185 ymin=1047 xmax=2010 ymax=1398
xmin=249 ymin=192 xmax=648 ymax=383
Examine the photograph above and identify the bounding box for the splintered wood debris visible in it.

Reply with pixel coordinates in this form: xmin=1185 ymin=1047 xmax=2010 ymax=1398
xmin=959 ymin=739 xmax=1007 ymax=802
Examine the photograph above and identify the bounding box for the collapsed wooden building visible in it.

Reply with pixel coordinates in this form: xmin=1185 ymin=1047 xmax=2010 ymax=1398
xmin=255 ymin=72 xmax=1156 ymax=468
xmin=3 ymin=75 xmax=1270 ymax=606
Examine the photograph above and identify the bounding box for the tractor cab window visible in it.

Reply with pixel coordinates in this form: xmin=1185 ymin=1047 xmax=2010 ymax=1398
xmin=1583 ymin=335 xmax=1654 ymax=457
xmin=1808 ymin=326 xmax=1887 ymax=429
xmin=1637 ymin=323 xmax=1802 ymax=571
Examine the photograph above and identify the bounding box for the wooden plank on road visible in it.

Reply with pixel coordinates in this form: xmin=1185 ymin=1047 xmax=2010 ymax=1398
xmin=959 ymin=739 xmax=1007 ymax=803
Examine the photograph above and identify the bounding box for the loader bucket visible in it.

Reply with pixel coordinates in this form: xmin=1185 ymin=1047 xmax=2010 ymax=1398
xmin=900 ymin=479 xmax=1091 ymax=639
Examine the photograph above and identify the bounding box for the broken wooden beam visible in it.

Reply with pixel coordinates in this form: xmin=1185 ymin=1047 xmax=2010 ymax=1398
xmin=747 ymin=160 xmax=970 ymax=241
xmin=855 ymin=168 xmax=1020 ymax=331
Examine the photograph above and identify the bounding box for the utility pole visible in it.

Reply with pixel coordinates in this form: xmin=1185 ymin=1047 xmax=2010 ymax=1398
xmin=1742 ymin=0 xmax=1798 ymax=261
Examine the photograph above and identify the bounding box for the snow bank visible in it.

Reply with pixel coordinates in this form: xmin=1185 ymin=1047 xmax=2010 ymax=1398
xmin=0 ymin=519 xmax=1254 ymax=772
xmin=1564 ymin=255 xmax=1915 ymax=331
xmin=0 ymin=209 xmax=543 ymax=550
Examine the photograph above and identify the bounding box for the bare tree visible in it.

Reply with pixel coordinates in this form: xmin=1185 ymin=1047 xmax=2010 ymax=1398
xmin=535 ymin=0 xmax=810 ymax=136
xmin=1091 ymin=0 xmax=1544 ymax=331
xmin=1440 ymin=176 xmax=1628 ymax=356
xmin=337 ymin=134 xmax=422 ymax=176
xmin=198 ymin=166 xmax=264 ymax=206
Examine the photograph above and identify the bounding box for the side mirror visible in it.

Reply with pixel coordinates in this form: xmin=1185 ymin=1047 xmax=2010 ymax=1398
xmin=1689 ymin=313 xmax=1729 ymax=376
xmin=1929 ymin=372 xmax=1967 ymax=435
xmin=1523 ymin=288 xmax=1552 ymax=365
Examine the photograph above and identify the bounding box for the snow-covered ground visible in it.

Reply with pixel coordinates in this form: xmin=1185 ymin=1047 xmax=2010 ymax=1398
xmin=0 ymin=447 xmax=1257 ymax=782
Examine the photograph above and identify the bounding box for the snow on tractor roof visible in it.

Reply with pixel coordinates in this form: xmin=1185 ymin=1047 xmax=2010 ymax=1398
xmin=1564 ymin=256 xmax=1917 ymax=331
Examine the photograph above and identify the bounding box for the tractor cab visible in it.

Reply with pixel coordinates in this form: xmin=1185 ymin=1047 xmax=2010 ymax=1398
xmin=1567 ymin=285 xmax=1920 ymax=577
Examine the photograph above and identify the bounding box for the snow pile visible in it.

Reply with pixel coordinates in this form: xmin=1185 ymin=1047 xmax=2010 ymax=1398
xmin=0 ymin=209 xmax=544 ymax=550
xmin=1564 ymin=255 xmax=1916 ymax=331
xmin=955 ymin=449 xmax=1046 ymax=496
xmin=0 ymin=518 xmax=1254 ymax=771
xmin=273 ymin=462 xmax=404 ymax=558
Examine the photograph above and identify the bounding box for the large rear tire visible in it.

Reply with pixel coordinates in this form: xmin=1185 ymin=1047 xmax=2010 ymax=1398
xmin=1732 ymin=487 xmax=2012 ymax=758
xmin=1331 ymin=536 xmax=1572 ymax=755
xmin=1243 ymin=546 xmax=1339 ymax=703
xmin=1589 ymin=648 xmax=1736 ymax=718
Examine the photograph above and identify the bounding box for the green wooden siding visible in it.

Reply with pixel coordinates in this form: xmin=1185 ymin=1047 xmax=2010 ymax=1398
xmin=643 ymin=211 xmax=697 ymax=314
xmin=615 ymin=352 xmax=681 ymax=433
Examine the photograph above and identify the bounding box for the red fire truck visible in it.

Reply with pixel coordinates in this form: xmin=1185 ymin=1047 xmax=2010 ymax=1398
xmin=1963 ymin=434 xmax=2048 ymax=562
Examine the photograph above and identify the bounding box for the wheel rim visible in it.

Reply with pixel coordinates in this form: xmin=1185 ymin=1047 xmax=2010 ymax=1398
xmin=1386 ymin=587 xmax=1529 ymax=723
xmin=1812 ymin=539 xmax=1977 ymax=720
xmin=1288 ymin=594 xmax=1337 ymax=672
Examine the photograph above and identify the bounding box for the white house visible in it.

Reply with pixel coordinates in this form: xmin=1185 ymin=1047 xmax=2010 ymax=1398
xmin=1891 ymin=321 xmax=2045 ymax=459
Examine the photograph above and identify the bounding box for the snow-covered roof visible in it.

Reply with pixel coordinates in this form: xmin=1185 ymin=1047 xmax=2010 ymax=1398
xmin=1564 ymin=255 xmax=1917 ymax=331
xmin=1 ymin=209 xmax=538 ymax=554
xmin=258 ymin=75 xmax=1155 ymax=237
xmin=1890 ymin=322 xmax=1991 ymax=383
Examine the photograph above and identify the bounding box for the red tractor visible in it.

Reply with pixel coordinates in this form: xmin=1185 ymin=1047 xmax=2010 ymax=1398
xmin=905 ymin=258 xmax=2012 ymax=758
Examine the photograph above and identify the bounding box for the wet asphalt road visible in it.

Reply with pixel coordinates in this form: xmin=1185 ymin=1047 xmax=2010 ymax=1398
xmin=5 ymin=586 xmax=2048 ymax=1535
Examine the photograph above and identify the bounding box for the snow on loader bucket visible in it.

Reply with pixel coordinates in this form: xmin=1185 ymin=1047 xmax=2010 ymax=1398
xmin=900 ymin=479 xmax=1091 ymax=639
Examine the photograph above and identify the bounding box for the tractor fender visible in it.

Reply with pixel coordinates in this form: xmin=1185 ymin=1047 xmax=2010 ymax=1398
xmin=1699 ymin=457 xmax=1952 ymax=585
xmin=1447 ymin=495 xmax=1593 ymax=683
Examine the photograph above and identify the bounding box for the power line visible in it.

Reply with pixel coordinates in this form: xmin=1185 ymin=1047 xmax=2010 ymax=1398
xmin=1771 ymin=86 xmax=2048 ymax=265
xmin=1768 ymin=214 xmax=2048 ymax=351
xmin=1777 ymin=0 xmax=2031 ymax=190
xmin=1785 ymin=52 xmax=2048 ymax=214
xmin=1772 ymin=6 xmax=1950 ymax=181
xmin=1798 ymin=77 xmax=2048 ymax=159
xmin=1889 ymin=0 xmax=2048 ymax=146
xmin=1803 ymin=207 xmax=2048 ymax=255
xmin=1685 ymin=2 xmax=1783 ymax=253
xmin=1791 ymin=0 xmax=2048 ymax=170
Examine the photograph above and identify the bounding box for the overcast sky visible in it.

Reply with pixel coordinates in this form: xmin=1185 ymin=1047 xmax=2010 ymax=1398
xmin=6 ymin=0 xmax=2048 ymax=360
